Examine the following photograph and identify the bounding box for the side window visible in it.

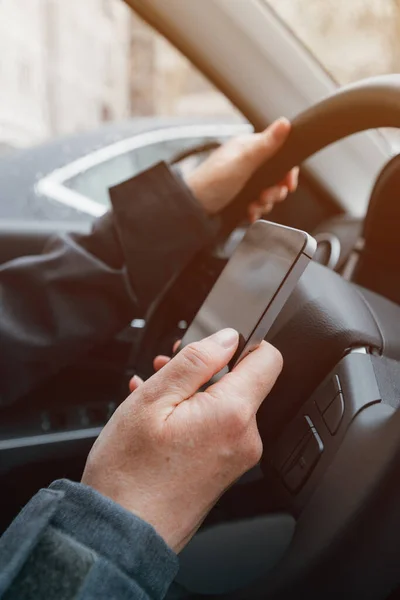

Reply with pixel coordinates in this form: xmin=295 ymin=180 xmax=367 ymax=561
xmin=61 ymin=130 xmax=254 ymax=208
xmin=0 ymin=0 xmax=240 ymax=221
xmin=63 ymin=152 xmax=140 ymax=208
xmin=63 ymin=137 xmax=213 ymax=207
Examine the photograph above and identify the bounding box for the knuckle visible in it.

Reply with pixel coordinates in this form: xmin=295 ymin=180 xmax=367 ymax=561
xmin=245 ymin=435 xmax=263 ymax=467
xmin=135 ymin=379 xmax=158 ymax=404
xmin=182 ymin=342 xmax=212 ymax=372
xmin=227 ymin=405 xmax=252 ymax=436
xmin=136 ymin=385 xmax=151 ymax=404
xmin=224 ymin=429 xmax=263 ymax=472
xmin=269 ymin=187 xmax=282 ymax=201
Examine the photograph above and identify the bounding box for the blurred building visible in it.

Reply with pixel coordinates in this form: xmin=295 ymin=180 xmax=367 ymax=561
xmin=0 ymin=0 xmax=236 ymax=152
xmin=12 ymin=0 xmax=399 ymax=153
xmin=0 ymin=0 xmax=131 ymax=149
xmin=267 ymin=0 xmax=398 ymax=84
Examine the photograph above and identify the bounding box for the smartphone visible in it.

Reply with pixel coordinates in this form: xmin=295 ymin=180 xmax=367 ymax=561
xmin=178 ymin=220 xmax=316 ymax=368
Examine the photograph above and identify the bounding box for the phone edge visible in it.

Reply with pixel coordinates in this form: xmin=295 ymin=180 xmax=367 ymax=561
xmin=231 ymin=234 xmax=316 ymax=366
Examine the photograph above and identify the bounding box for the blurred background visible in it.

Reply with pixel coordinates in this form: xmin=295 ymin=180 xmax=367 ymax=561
xmin=0 ymin=0 xmax=238 ymax=154
xmin=1 ymin=0 xmax=400 ymax=154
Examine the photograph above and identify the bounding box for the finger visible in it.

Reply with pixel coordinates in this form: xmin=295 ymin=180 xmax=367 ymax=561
xmin=208 ymin=341 xmax=283 ymax=413
xmin=248 ymin=201 xmax=274 ymax=220
xmin=248 ymin=204 xmax=263 ymax=223
xmin=153 ymin=355 xmax=170 ymax=371
xmin=129 ymin=375 xmax=144 ymax=393
xmin=283 ymin=167 xmax=299 ymax=193
xmin=259 ymin=185 xmax=288 ymax=205
xmin=153 ymin=339 xmax=181 ymax=372
xmin=261 ymin=202 xmax=274 ymax=215
xmin=249 ymin=118 xmax=291 ymax=168
xmin=248 ymin=184 xmax=287 ymax=220
xmin=142 ymin=328 xmax=239 ymax=404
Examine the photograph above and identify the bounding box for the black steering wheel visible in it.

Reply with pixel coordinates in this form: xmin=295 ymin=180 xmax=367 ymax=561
xmin=137 ymin=76 xmax=400 ymax=598
xmin=219 ymin=74 xmax=400 ymax=235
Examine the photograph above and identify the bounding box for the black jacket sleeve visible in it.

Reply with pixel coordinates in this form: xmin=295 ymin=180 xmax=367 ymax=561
xmin=0 ymin=479 xmax=179 ymax=599
xmin=0 ymin=162 xmax=217 ymax=406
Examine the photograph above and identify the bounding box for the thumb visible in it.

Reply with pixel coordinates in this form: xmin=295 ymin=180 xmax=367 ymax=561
xmin=142 ymin=328 xmax=239 ymax=405
xmin=208 ymin=341 xmax=283 ymax=414
xmin=245 ymin=117 xmax=291 ymax=173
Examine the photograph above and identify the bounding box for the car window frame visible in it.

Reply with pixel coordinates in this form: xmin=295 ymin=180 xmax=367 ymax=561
xmin=35 ymin=123 xmax=251 ymax=217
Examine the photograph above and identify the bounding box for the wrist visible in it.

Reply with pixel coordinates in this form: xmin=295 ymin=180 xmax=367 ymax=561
xmin=82 ymin=468 xmax=206 ymax=554
xmin=184 ymin=171 xmax=215 ymax=216
xmin=102 ymin=490 xmax=204 ymax=554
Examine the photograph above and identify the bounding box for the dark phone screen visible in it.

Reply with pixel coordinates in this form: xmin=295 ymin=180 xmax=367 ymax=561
xmin=180 ymin=221 xmax=306 ymax=351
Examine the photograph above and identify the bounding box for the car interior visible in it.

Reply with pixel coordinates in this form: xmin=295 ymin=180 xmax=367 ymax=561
xmin=2 ymin=1 xmax=400 ymax=599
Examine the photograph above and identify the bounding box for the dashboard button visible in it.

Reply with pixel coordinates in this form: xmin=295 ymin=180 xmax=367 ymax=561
xmin=282 ymin=428 xmax=324 ymax=493
xmin=323 ymin=392 xmax=344 ymax=435
xmin=272 ymin=416 xmax=311 ymax=471
xmin=316 ymin=374 xmax=341 ymax=413
xmin=282 ymin=458 xmax=308 ymax=493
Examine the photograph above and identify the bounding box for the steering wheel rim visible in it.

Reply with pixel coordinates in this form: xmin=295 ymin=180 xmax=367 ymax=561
xmin=219 ymin=74 xmax=400 ymax=236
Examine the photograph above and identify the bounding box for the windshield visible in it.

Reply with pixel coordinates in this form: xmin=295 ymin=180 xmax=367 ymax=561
xmin=264 ymin=0 xmax=400 ymax=152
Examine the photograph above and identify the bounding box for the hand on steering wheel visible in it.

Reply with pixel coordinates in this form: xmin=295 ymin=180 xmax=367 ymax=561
xmin=185 ymin=118 xmax=299 ymax=222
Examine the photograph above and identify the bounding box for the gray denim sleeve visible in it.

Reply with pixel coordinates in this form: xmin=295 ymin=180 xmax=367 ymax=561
xmin=0 ymin=480 xmax=179 ymax=600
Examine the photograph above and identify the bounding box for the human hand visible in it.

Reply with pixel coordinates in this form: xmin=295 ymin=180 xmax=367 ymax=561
xmin=185 ymin=118 xmax=299 ymax=222
xmin=82 ymin=329 xmax=282 ymax=553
